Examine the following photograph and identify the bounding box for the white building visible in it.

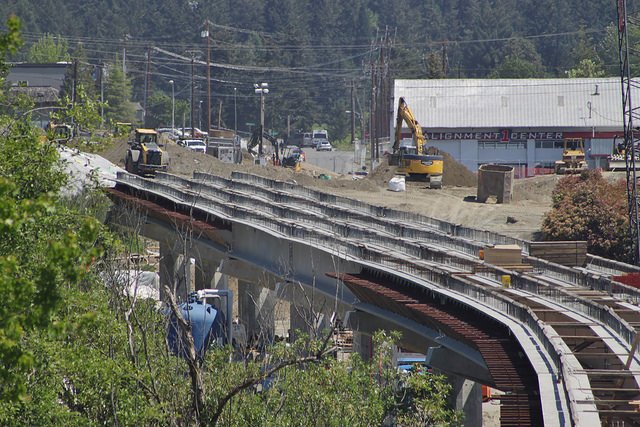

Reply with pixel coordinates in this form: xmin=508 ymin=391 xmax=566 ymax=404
xmin=392 ymin=78 xmax=633 ymax=177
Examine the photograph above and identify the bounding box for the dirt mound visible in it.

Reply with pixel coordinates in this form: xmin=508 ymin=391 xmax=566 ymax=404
xmin=441 ymin=150 xmax=477 ymax=187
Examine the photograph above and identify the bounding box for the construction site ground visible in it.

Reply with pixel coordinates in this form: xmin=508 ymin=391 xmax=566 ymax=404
xmin=99 ymin=137 xmax=624 ymax=242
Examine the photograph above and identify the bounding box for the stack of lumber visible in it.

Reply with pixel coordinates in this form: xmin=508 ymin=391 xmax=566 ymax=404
xmin=483 ymin=244 xmax=523 ymax=266
xmin=528 ymin=241 xmax=587 ymax=267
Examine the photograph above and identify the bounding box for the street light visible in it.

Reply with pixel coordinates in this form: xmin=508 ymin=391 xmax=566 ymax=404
xmin=254 ymin=82 xmax=269 ymax=155
xmin=169 ymin=80 xmax=175 ymax=134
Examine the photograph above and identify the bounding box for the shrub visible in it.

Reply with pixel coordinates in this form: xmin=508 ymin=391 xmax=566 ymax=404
xmin=541 ymin=170 xmax=632 ymax=262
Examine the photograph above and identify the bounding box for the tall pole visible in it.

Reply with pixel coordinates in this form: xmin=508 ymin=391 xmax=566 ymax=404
xmin=100 ymin=64 xmax=105 ymax=127
xmin=234 ymin=87 xmax=237 ymax=136
xmin=190 ymin=55 xmax=195 ymax=132
xmin=370 ymin=61 xmax=376 ymax=168
xmin=143 ymin=47 xmax=151 ymax=126
xmin=169 ymin=80 xmax=175 ymax=133
xmin=206 ymin=21 xmax=211 ymax=134
xmin=260 ymin=91 xmax=265 ymax=155
xmin=255 ymin=83 xmax=268 ymax=156
xmin=350 ymin=80 xmax=356 ymax=144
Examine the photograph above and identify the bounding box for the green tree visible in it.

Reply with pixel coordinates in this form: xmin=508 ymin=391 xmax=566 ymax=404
xmin=490 ymin=56 xmax=542 ymax=78
xmin=490 ymin=39 xmax=545 ymax=78
xmin=61 ymin=43 xmax=98 ymax=101
xmin=103 ymin=60 xmax=136 ymax=124
xmin=567 ymin=58 xmax=606 ymax=78
xmin=0 ymin=18 xmax=104 ymax=408
xmin=25 ymin=33 xmax=70 ymax=63
xmin=145 ymin=90 xmax=172 ymax=128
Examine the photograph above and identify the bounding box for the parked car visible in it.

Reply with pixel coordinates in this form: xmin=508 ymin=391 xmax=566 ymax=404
xmin=315 ymin=140 xmax=332 ymax=151
xmin=181 ymin=127 xmax=207 ymax=138
xmin=178 ymin=139 xmax=207 ymax=153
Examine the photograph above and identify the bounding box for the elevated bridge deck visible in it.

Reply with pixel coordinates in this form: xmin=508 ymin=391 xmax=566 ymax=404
xmin=107 ymin=170 xmax=640 ymax=426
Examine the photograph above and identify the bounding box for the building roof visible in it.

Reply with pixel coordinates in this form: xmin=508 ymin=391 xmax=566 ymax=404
xmin=7 ymin=62 xmax=70 ymax=90
xmin=393 ymin=78 xmax=633 ymax=130
xmin=9 ymin=86 xmax=60 ymax=104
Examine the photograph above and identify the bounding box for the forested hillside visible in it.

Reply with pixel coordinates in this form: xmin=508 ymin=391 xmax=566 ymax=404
xmin=0 ymin=0 xmax=626 ymax=140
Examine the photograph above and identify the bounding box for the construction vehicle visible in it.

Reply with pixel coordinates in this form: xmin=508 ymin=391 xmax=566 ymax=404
xmin=247 ymin=127 xmax=302 ymax=171
xmin=390 ymin=97 xmax=443 ymax=189
xmin=45 ymin=122 xmax=72 ymax=144
xmin=554 ymin=138 xmax=587 ymax=174
xmin=125 ymin=128 xmax=168 ymax=176
xmin=607 ymin=135 xmax=640 ymax=171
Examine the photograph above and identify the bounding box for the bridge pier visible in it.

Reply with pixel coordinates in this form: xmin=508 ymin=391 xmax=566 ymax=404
xmin=238 ymin=280 xmax=276 ymax=347
xmin=159 ymin=240 xmax=192 ymax=301
xmin=448 ymin=375 xmax=482 ymax=427
xmin=352 ymin=332 xmax=373 ymax=361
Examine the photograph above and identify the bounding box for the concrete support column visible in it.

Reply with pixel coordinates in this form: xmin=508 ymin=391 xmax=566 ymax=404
xmin=194 ymin=258 xmax=218 ymax=291
xmin=238 ymin=281 xmax=275 ymax=348
xmin=352 ymin=332 xmax=373 ymax=361
xmin=159 ymin=240 xmax=190 ymax=301
xmin=448 ymin=375 xmax=482 ymax=427
xmin=289 ymin=304 xmax=314 ymax=343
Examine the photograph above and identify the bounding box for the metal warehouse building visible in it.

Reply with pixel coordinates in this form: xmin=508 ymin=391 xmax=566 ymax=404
xmin=392 ymin=78 xmax=633 ymax=177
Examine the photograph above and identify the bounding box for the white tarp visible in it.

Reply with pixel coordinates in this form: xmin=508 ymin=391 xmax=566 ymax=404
xmin=102 ymin=270 xmax=160 ymax=301
xmin=59 ymin=146 xmax=124 ymax=195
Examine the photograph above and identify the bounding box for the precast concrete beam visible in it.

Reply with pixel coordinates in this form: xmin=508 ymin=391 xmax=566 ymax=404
xmin=426 ymin=346 xmax=494 ymax=385
xmin=220 ymin=258 xmax=279 ymax=290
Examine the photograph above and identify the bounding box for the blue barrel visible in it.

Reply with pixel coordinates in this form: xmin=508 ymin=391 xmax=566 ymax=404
xmin=167 ymin=300 xmax=220 ymax=359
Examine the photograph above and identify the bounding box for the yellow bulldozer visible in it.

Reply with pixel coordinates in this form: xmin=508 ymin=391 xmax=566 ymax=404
xmin=125 ymin=128 xmax=168 ymax=176
xmin=555 ymin=138 xmax=587 ymax=174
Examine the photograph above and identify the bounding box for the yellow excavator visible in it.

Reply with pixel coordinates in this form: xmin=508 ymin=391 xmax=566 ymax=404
xmin=125 ymin=128 xmax=168 ymax=176
xmin=390 ymin=97 xmax=443 ymax=189
xmin=555 ymin=138 xmax=587 ymax=174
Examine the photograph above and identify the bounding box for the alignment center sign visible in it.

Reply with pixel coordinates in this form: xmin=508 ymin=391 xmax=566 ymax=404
xmin=423 ymin=129 xmax=564 ymax=142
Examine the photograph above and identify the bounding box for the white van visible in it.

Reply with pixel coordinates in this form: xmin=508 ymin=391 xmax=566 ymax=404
xmin=312 ymin=130 xmax=329 ymax=148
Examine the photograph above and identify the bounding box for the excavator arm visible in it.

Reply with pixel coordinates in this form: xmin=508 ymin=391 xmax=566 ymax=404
xmin=247 ymin=126 xmax=280 ymax=160
xmin=393 ymin=97 xmax=426 ymax=155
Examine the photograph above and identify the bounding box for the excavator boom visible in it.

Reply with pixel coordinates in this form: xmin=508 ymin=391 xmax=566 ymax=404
xmin=394 ymin=97 xmax=426 ymax=155
xmin=391 ymin=97 xmax=443 ymax=189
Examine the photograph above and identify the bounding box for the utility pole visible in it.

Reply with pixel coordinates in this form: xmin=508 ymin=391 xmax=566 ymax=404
xmin=350 ymin=79 xmax=356 ymax=145
xmin=370 ymin=60 xmax=376 ymax=167
xmin=190 ymin=53 xmax=195 ymax=132
xmin=100 ymin=64 xmax=105 ymax=127
xmin=143 ymin=47 xmax=151 ymax=126
xmin=205 ymin=21 xmax=211 ymax=134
